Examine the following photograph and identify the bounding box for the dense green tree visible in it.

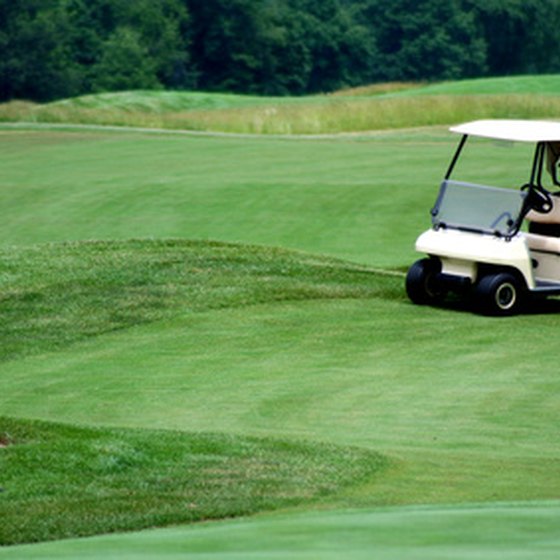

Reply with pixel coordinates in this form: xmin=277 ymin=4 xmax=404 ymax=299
xmin=520 ymin=1 xmax=560 ymax=75
xmin=289 ymin=0 xmax=378 ymax=92
xmin=91 ymin=27 xmax=160 ymax=91
xmin=361 ymin=0 xmax=487 ymax=82
xmin=0 ymin=0 xmax=82 ymax=101
xmin=0 ymin=0 xmax=192 ymax=101
xmin=64 ymin=0 xmax=192 ymax=92
xmin=186 ymin=0 xmax=377 ymax=94
xmin=111 ymin=0 xmax=192 ymax=88
xmin=255 ymin=3 xmax=313 ymax=95
xmin=186 ymin=0 xmax=266 ymax=92
xmin=466 ymin=0 xmax=560 ymax=76
xmin=3 ymin=0 xmax=560 ymax=102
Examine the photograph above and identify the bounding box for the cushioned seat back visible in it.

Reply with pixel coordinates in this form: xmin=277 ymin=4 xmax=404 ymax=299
xmin=525 ymin=232 xmax=560 ymax=254
xmin=526 ymin=196 xmax=560 ymax=224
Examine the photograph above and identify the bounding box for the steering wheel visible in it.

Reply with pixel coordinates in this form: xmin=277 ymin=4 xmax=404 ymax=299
xmin=521 ymin=183 xmax=554 ymax=214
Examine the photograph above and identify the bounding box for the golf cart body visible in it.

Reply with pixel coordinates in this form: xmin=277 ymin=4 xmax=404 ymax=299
xmin=407 ymin=119 xmax=560 ymax=315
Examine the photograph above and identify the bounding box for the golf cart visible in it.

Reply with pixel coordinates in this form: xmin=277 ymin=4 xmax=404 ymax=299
xmin=406 ymin=119 xmax=560 ymax=315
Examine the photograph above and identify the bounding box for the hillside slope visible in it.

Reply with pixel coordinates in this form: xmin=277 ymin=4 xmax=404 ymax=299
xmin=2 ymin=75 xmax=560 ymax=134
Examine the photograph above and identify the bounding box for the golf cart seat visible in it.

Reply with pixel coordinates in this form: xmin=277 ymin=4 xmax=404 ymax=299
xmin=525 ymin=232 xmax=560 ymax=255
xmin=526 ymin=195 xmax=560 ymax=236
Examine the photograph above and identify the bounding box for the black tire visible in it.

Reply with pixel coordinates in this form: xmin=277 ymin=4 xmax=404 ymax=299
xmin=474 ymin=272 xmax=525 ymax=316
xmin=405 ymin=258 xmax=445 ymax=305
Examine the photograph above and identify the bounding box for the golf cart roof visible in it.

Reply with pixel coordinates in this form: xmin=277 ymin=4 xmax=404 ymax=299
xmin=450 ymin=119 xmax=560 ymax=142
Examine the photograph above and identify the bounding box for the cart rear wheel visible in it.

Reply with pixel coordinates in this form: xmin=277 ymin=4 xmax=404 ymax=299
xmin=474 ymin=272 xmax=524 ymax=316
xmin=406 ymin=258 xmax=445 ymax=305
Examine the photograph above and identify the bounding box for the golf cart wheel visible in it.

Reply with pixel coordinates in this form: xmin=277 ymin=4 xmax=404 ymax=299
xmin=406 ymin=258 xmax=445 ymax=305
xmin=474 ymin=272 xmax=524 ymax=316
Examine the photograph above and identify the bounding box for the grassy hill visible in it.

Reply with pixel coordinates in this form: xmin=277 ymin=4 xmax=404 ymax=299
xmin=0 ymin=415 xmax=385 ymax=545
xmin=0 ymin=239 xmax=395 ymax=363
xmin=1 ymin=77 xmax=560 ymax=557
xmin=338 ymin=74 xmax=560 ymax=97
xmin=2 ymin=74 xmax=560 ymax=134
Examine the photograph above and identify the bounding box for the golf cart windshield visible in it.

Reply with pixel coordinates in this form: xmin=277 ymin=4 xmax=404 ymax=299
xmin=431 ymin=180 xmax=527 ymax=238
xmin=430 ymin=121 xmax=560 ymax=238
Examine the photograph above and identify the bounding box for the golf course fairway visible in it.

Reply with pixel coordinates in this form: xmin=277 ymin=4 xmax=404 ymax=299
xmin=1 ymin=105 xmax=559 ymax=558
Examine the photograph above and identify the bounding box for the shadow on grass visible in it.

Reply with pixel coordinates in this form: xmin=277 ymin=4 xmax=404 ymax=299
xmin=406 ymin=293 xmax=560 ymax=317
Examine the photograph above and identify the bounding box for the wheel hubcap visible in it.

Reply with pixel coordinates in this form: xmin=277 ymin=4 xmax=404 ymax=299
xmin=496 ymin=283 xmax=516 ymax=310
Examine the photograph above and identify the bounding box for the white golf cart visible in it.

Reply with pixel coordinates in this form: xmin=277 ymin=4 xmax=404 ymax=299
xmin=406 ymin=119 xmax=560 ymax=315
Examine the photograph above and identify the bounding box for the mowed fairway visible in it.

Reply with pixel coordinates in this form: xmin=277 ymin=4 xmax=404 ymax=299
xmin=1 ymin=124 xmax=560 ymax=558
xmin=0 ymin=128 xmax=452 ymax=266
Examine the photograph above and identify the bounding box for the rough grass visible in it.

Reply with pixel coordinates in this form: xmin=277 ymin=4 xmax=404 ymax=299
xmin=0 ymin=239 xmax=399 ymax=363
xmin=2 ymin=75 xmax=560 ymax=135
xmin=3 ymin=94 xmax=560 ymax=135
xmin=332 ymin=81 xmax=424 ymax=97
xmin=0 ymin=416 xmax=386 ymax=545
xmin=155 ymin=94 xmax=560 ymax=134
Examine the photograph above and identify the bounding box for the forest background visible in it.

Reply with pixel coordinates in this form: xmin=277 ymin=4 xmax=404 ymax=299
xmin=1 ymin=0 xmax=560 ymax=103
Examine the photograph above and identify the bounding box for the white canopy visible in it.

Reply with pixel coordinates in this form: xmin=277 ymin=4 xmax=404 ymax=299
xmin=450 ymin=119 xmax=560 ymax=142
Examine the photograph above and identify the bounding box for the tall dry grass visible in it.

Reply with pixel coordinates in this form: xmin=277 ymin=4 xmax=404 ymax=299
xmin=330 ymin=81 xmax=424 ymax=97
xmin=1 ymin=94 xmax=560 ymax=135
xmin=157 ymin=95 xmax=560 ymax=134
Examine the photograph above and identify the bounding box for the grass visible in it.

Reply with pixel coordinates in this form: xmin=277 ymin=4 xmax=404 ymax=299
xmin=2 ymin=93 xmax=559 ymax=135
xmin=0 ymin=127 xmax=535 ymax=267
xmin=2 ymin=78 xmax=560 ymax=556
xmin=332 ymin=81 xmax=424 ymax=97
xmin=0 ymin=128 xmax=445 ymax=266
xmin=2 ymin=74 xmax=560 ymax=134
xmin=4 ymin=502 xmax=558 ymax=560
xmin=0 ymin=416 xmax=385 ymax=546
xmin=393 ymin=74 xmax=560 ymax=97
xmin=0 ymin=239 xmax=397 ymax=363
xmin=335 ymin=75 xmax=560 ymax=98
xmin=130 ymin=94 xmax=560 ymax=134
xmin=4 ymin=292 xmax=560 ymax=503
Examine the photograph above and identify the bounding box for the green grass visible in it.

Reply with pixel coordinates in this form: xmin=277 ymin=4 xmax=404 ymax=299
xmin=2 ymin=74 xmax=560 ymax=134
xmin=4 ymin=292 xmax=560 ymax=504
xmin=0 ymin=128 xmax=446 ymax=266
xmin=0 ymin=239 xmax=397 ymax=363
xmin=0 ymin=417 xmax=385 ymax=546
xmin=0 ymin=127 xmax=535 ymax=266
xmin=335 ymin=75 xmax=560 ymax=98
xmin=2 ymin=113 xmax=560 ymax=557
xmin=49 ymin=90 xmax=322 ymax=112
xmin=2 ymin=502 xmax=558 ymax=560
xmin=392 ymin=74 xmax=560 ymax=97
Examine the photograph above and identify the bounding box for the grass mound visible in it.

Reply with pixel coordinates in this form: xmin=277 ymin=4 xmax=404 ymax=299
xmin=0 ymin=416 xmax=386 ymax=545
xmin=0 ymin=239 xmax=401 ymax=362
xmin=48 ymin=90 xmax=307 ymax=112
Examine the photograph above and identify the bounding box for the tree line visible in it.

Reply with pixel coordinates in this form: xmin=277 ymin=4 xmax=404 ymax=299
xmin=1 ymin=0 xmax=560 ymax=103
